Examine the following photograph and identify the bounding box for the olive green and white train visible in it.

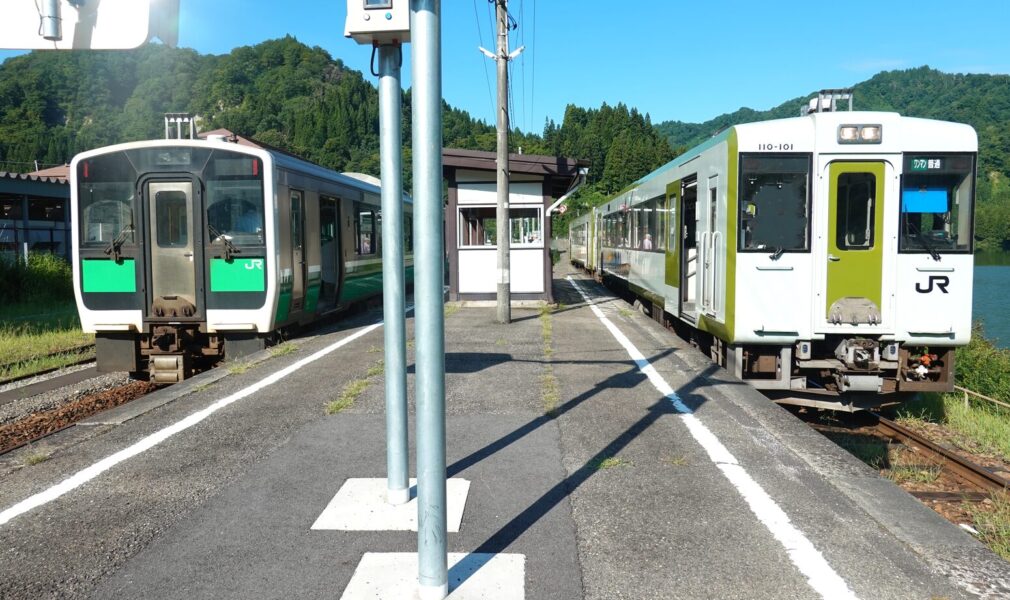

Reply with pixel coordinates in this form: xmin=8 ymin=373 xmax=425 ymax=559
xmin=71 ymin=137 xmax=412 ymax=382
xmin=570 ymin=94 xmax=976 ymax=409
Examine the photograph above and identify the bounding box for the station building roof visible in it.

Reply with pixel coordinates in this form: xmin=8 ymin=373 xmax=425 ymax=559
xmin=442 ymin=148 xmax=588 ymax=198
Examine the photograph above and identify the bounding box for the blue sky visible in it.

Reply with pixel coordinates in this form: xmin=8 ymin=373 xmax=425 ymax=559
xmin=2 ymin=0 xmax=1009 ymax=132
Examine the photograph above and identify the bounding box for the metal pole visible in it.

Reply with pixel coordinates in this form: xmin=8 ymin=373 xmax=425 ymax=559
xmin=410 ymin=1 xmax=447 ymax=598
xmin=378 ymin=44 xmax=409 ymax=506
xmin=495 ymin=0 xmax=511 ymax=324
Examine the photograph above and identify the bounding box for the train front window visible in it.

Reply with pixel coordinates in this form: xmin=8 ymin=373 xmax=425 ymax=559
xmin=900 ymin=154 xmax=974 ymax=254
xmin=78 ymin=152 xmax=137 ymax=247
xmin=738 ymin=154 xmax=811 ymax=253
xmin=204 ymin=151 xmax=265 ymax=246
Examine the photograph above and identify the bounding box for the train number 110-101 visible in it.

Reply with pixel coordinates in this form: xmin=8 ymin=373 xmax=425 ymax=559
xmin=757 ymin=143 xmax=794 ymax=151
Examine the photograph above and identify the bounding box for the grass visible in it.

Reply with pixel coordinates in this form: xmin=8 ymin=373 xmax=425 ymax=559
xmin=22 ymin=447 xmax=51 ymax=466
xmin=0 ymin=254 xmax=94 ymax=381
xmin=617 ymin=307 xmax=634 ymax=318
xmin=968 ymin=492 xmax=1010 ymax=561
xmin=594 ymin=456 xmax=630 ymax=470
xmin=326 ymin=377 xmax=370 ymax=414
xmin=444 ymin=303 xmax=460 ymax=318
xmin=228 ymin=361 xmax=252 ymax=375
xmin=0 ymin=301 xmax=94 ymax=381
xmin=664 ymin=455 xmax=689 ymax=467
xmin=541 ymin=372 xmax=560 ymax=417
xmin=886 ymin=463 xmax=943 ymax=485
xmin=891 ymin=327 xmax=1010 ymax=463
xmin=366 ymin=360 xmax=385 ymax=378
xmin=827 ymin=433 xmax=889 ymax=470
xmin=367 ymin=345 xmax=382 ymax=353
xmin=269 ymin=343 xmax=297 ymax=357
xmin=495 ymin=337 xmax=506 ymax=347
xmin=325 ymin=357 xmax=385 ymax=414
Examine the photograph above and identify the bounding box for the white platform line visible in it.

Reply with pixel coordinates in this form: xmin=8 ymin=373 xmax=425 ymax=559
xmin=566 ymin=276 xmax=858 ymax=600
xmin=0 ymin=319 xmax=386 ymax=527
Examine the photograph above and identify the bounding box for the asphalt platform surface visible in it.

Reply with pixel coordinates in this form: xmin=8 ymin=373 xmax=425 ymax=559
xmin=2 ymin=263 xmax=1010 ymax=599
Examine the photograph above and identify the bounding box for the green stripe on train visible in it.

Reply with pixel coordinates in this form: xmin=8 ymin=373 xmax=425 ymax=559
xmin=82 ymin=258 xmax=136 ymax=293
xmin=210 ymin=258 xmax=266 ymax=292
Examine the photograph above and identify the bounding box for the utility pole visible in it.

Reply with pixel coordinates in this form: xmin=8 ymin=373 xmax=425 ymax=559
xmin=494 ymin=0 xmax=511 ymax=324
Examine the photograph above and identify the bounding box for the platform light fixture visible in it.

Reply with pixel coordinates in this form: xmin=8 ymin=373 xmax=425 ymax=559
xmin=838 ymin=124 xmax=882 ymax=144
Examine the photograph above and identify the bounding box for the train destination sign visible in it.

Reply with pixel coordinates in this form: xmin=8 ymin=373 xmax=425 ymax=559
xmin=910 ymin=157 xmax=944 ymax=171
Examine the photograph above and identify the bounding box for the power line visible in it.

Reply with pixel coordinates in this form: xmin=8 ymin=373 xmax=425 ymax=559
xmin=531 ymin=0 xmax=537 ymax=132
xmin=473 ymin=0 xmax=495 ymax=123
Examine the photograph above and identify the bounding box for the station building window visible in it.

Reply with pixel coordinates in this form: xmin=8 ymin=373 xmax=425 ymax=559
xmin=510 ymin=207 xmax=542 ymax=246
xmin=458 ymin=206 xmax=497 ymax=247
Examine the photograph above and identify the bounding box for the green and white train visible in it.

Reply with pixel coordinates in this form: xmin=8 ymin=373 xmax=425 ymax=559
xmin=570 ymin=93 xmax=976 ymax=409
xmin=71 ymin=136 xmax=412 ymax=383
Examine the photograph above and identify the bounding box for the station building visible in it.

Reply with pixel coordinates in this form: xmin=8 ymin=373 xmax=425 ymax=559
xmin=0 ymin=165 xmax=71 ymax=261
xmin=443 ymin=148 xmax=587 ymax=304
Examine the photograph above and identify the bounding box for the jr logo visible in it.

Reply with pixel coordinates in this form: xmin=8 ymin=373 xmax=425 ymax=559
xmin=244 ymin=259 xmax=264 ymax=270
xmin=916 ymin=275 xmax=949 ymax=294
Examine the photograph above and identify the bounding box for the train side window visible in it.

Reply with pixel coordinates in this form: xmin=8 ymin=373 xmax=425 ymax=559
xmin=836 ymin=173 xmax=875 ymax=250
xmin=738 ymin=154 xmax=810 ymax=253
xmin=355 ymin=204 xmax=376 ymax=254
xmin=291 ymin=190 xmax=304 ymax=252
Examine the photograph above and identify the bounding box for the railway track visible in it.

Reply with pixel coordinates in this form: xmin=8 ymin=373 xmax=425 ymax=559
xmin=0 ymin=344 xmax=96 ymax=387
xmin=804 ymin=410 xmax=1010 ymax=501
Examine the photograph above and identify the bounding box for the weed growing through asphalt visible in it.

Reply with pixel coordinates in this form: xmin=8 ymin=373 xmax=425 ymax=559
xmin=539 ymin=304 xmax=560 ymax=417
xmin=326 ymin=378 xmax=370 ymax=414
xmin=22 ymin=447 xmax=51 ymax=466
xmin=664 ymin=455 xmax=689 ymax=467
xmin=367 ymin=360 xmax=385 ymax=378
xmin=367 ymin=345 xmax=382 ymax=353
xmin=325 ymin=357 xmax=386 ymax=415
xmin=270 ymin=343 xmax=296 ymax=357
xmin=407 ymin=338 xmax=416 ymax=349
xmin=228 ymin=361 xmax=252 ymax=375
xmin=444 ymin=303 xmax=460 ymax=318
xmin=495 ymin=338 xmax=506 ymax=347
xmin=594 ymin=456 xmax=630 ymax=470
xmin=192 ymin=382 xmax=213 ymax=393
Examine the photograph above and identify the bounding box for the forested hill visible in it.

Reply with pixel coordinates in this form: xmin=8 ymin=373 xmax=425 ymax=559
xmin=0 ymin=36 xmax=669 ymax=189
xmin=656 ymin=67 xmax=1010 ymax=177
xmin=0 ymin=36 xmax=506 ymax=176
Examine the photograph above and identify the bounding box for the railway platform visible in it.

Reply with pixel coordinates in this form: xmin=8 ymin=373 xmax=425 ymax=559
xmin=2 ymin=264 xmax=1010 ymax=599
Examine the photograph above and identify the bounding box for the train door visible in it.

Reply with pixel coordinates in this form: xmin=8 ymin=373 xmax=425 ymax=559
xmin=823 ymin=161 xmax=887 ymax=326
xmin=679 ymin=178 xmax=698 ymax=318
xmin=146 ymin=180 xmax=203 ymax=319
xmin=700 ymin=175 xmax=720 ymax=316
xmin=319 ymin=196 xmax=341 ymax=310
xmin=290 ymin=189 xmax=305 ymax=312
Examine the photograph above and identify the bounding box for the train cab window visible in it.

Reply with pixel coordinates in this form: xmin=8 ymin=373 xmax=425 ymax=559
xmin=77 ymin=151 xmax=137 ymax=247
xmin=899 ymin=154 xmax=975 ymax=254
xmin=355 ymin=204 xmax=376 ymax=254
xmin=205 ymin=151 xmax=265 ymax=247
xmin=739 ymin=154 xmax=810 ymax=253
xmin=836 ymin=173 xmax=876 ymax=250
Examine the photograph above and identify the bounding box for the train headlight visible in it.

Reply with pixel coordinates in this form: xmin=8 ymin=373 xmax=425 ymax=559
xmin=859 ymin=125 xmax=882 ymax=142
xmin=838 ymin=126 xmax=859 ymax=142
xmin=838 ymin=124 xmax=882 ymax=144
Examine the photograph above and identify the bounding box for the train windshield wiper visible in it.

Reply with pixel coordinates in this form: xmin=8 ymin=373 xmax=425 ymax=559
xmin=909 ymin=221 xmax=941 ymax=261
xmin=208 ymin=224 xmax=240 ymax=261
xmin=103 ymin=224 xmax=134 ymax=262
xmin=770 ymin=246 xmax=785 ymax=260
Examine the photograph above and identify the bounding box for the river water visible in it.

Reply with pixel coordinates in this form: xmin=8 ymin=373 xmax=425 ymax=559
xmin=973 ymin=251 xmax=1010 ymax=348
